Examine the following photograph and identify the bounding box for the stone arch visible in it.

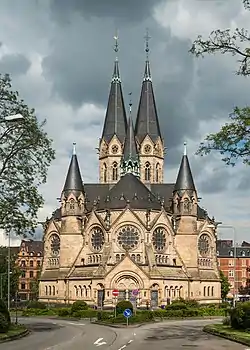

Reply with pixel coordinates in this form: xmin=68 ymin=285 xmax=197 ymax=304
xmin=110 ymin=271 xmax=144 ymax=290
xmin=156 ymin=162 xmax=160 ymax=182
xmin=103 ymin=163 xmax=107 ymax=183
xmin=144 ymin=161 xmax=151 ymax=181
xmin=112 ymin=161 xmax=118 ymax=181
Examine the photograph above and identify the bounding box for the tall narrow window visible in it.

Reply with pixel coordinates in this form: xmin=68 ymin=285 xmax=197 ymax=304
xmin=156 ymin=163 xmax=160 ymax=182
xmin=103 ymin=163 xmax=107 ymax=182
xmin=145 ymin=162 xmax=151 ymax=181
xmin=112 ymin=162 xmax=118 ymax=181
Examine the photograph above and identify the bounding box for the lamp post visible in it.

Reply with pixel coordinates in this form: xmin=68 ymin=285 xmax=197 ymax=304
xmin=208 ymin=223 xmax=237 ymax=307
xmin=0 ymin=113 xmax=24 ymax=311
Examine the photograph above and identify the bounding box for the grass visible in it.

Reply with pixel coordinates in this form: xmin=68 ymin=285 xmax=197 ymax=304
xmin=204 ymin=323 xmax=250 ymax=346
xmin=0 ymin=324 xmax=28 ymax=342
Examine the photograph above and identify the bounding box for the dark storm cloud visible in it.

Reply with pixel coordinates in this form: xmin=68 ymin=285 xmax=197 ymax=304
xmin=0 ymin=53 xmax=31 ymax=76
xmin=50 ymin=0 xmax=165 ymax=23
xmin=198 ymin=168 xmax=229 ymax=194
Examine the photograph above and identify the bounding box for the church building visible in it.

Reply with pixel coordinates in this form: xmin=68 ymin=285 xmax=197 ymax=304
xmin=39 ymin=37 xmax=221 ymax=307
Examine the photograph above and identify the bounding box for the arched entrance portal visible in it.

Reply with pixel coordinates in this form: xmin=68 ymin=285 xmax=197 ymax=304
xmin=96 ymin=283 xmax=105 ymax=307
xmin=111 ymin=273 xmax=143 ymax=301
xmin=150 ymin=283 xmax=159 ymax=308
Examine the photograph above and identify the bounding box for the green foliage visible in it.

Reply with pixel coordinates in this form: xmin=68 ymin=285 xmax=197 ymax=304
xmin=29 ymin=271 xmax=41 ymax=301
xmin=189 ymin=3 xmax=250 ymax=167
xmin=26 ymin=301 xmax=46 ymax=309
xmin=57 ymin=308 xmax=71 ymax=317
xmin=0 ymin=74 xmax=55 ymax=235
xmin=116 ymin=300 xmax=133 ymax=315
xmin=230 ymin=301 xmax=250 ymax=330
xmin=0 ymin=247 xmax=20 ymax=301
xmin=220 ymin=270 xmax=231 ymax=300
xmin=22 ymin=308 xmax=55 ymax=316
xmin=0 ymin=299 xmax=10 ymax=325
xmin=0 ymin=312 xmax=9 ymax=333
xmin=71 ymin=300 xmax=88 ymax=314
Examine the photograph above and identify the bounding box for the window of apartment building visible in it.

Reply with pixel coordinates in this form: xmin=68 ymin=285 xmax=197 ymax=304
xmin=37 ymin=260 xmax=41 ymax=267
xmin=30 ymin=260 xmax=33 ymax=267
xmin=21 ymin=271 xmax=25 ymax=278
xmin=21 ymin=260 xmax=26 ymax=267
xmin=21 ymin=283 xmax=25 ymax=290
xmin=30 ymin=271 xmax=34 ymax=278
xmin=229 ymin=270 xmax=234 ymax=278
xmin=228 ymin=260 xmax=234 ymax=266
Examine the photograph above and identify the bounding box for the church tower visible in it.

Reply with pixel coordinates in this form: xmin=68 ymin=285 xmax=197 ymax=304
xmin=135 ymin=31 xmax=164 ymax=185
xmin=59 ymin=143 xmax=85 ymax=270
xmin=99 ymin=35 xmax=127 ymax=184
xmin=120 ymin=103 xmax=140 ymax=178
xmin=173 ymin=142 xmax=198 ymax=233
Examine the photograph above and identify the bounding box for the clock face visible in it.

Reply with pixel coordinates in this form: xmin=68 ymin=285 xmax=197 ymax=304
xmin=144 ymin=144 xmax=152 ymax=154
xmin=111 ymin=145 xmax=119 ymax=154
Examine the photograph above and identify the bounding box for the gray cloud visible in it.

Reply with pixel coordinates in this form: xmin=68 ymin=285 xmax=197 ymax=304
xmin=0 ymin=53 xmax=31 ymax=76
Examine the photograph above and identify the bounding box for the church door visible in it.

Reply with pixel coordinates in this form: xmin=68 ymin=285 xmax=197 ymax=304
xmin=150 ymin=290 xmax=159 ymax=308
xmin=97 ymin=290 xmax=105 ymax=307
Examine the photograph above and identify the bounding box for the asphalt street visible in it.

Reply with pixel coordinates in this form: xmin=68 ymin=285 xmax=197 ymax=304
xmin=0 ymin=317 xmax=247 ymax=350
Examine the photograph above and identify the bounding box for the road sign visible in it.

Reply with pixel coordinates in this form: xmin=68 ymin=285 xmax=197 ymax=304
xmin=112 ymin=289 xmax=119 ymax=297
xmin=123 ymin=308 xmax=132 ymax=318
xmin=132 ymin=289 xmax=139 ymax=296
xmin=130 ymin=296 xmax=136 ymax=302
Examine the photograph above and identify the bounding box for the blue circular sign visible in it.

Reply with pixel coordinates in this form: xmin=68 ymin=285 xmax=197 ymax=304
xmin=123 ymin=308 xmax=132 ymax=318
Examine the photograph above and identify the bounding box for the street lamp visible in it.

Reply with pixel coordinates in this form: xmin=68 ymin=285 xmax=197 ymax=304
xmin=208 ymin=223 xmax=237 ymax=307
xmin=0 ymin=113 xmax=24 ymax=311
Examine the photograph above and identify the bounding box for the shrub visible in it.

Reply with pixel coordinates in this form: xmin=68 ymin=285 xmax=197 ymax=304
xmin=116 ymin=300 xmax=133 ymax=315
xmin=230 ymin=302 xmax=250 ymax=330
xmin=97 ymin=311 xmax=110 ymax=320
xmin=0 ymin=312 xmax=9 ymax=333
xmin=223 ymin=316 xmax=231 ymax=325
xmin=71 ymin=301 xmax=88 ymax=314
xmin=72 ymin=309 xmax=98 ymax=319
xmin=27 ymin=301 xmax=46 ymax=309
xmin=57 ymin=308 xmax=71 ymax=317
xmin=0 ymin=299 xmax=10 ymax=325
xmin=166 ymin=303 xmax=188 ymax=310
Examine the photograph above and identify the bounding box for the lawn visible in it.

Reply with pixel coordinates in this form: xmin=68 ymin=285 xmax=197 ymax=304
xmin=204 ymin=323 xmax=250 ymax=346
xmin=0 ymin=324 xmax=28 ymax=342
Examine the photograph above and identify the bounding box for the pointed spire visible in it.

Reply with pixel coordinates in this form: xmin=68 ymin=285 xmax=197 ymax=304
xmin=121 ymin=95 xmax=140 ymax=178
xmin=135 ymin=29 xmax=162 ymax=143
xmin=174 ymin=142 xmax=196 ymax=192
xmin=101 ymin=32 xmax=127 ymax=143
xmin=62 ymin=143 xmax=84 ymax=197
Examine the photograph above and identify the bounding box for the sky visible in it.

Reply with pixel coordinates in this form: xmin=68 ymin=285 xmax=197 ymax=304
xmin=0 ymin=0 xmax=249 ymax=246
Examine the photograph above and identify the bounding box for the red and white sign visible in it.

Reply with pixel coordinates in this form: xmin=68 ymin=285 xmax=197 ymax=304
xmin=112 ymin=289 xmax=119 ymax=297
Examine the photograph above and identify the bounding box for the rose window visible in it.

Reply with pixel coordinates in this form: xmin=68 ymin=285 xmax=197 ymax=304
xmin=152 ymin=227 xmax=167 ymax=252
xmin=111 ymin=145 xmax=119 ymax=154
xmin=198 ymin=234 xmax=210 ymax=257
xmin=91 ymin=227 xmax=104 ymax=252
xmin=117 ymin=225 xmax=139 ymax=251
xmin=50 ymin=234 xmax=60 ymax=256
xmin=144 ymin=144 xmax=152 ymax=154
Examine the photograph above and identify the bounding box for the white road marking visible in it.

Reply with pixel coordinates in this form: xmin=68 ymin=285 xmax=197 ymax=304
xmin=117 ymin=346 xmax=126 ymax=350
xmin=68 ymin=322 xmax=85 ymax=326
xmin=94 ymin=337 xmax=107 ymax=346
xmin=128 ymin=339 xmax=133 ymax=343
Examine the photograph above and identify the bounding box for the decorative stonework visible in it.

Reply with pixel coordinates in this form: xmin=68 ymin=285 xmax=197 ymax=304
xmin=90 ymin=227 xmax=104 ymax=252
xmin=50 ymin=234 xmax=60 ymax=256
xmin=152 ymin=227 xmax=167 ymax=252
xmin=198 ymin=234 xmax=211 ymax=257
xmin=117 ymin=225 xmax=140 ymax=251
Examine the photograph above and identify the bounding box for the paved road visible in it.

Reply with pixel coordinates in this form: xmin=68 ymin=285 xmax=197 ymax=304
xmin=0 ymin=317 xmax=247 ymax=349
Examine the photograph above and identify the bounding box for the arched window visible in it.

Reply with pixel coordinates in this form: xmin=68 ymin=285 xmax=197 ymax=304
xmin=52 ymin=286 xmax=55 ymax=296
xmin=203 ymin=286 xmax=206 ymax=296
xmin=156 ymin=163 xmax=160 ymax=182
xmin=136 ymin=254 xmax=141 ymax=263
xmin=45 ymin=286 xmax=48 ymax=296
xmin=69 ymin=199 xmax=75 ymax=210
xmin=207 ymin=286 xmax=210 ymax=297
xmin=211 ymin=286 xmax=214 ymax=297
xmin=103 ymin=163 xmax=107 ymax=183
xmin=49 ymin=286 xmax=51 ymax=296
xmin=116 ymin=254 xmax=120 ymax=262
xmin=112 ymin=162 xmax=118 ymax=181
xmin=145 ymin=162 xmax=151 ymax=181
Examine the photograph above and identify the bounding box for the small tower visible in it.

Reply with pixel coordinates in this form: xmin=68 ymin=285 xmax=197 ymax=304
xmin=121 ymin=99 xmax=140 ymax=178
xmin=99 ymin=34 xmax=127 ymax=184
xmin=60 ymin=143 xmax=84 ymax=269
xmin=173 ymin=142 xmax=198 ymax=224
xmin=135 ymin=29 xmax=164 ymax=185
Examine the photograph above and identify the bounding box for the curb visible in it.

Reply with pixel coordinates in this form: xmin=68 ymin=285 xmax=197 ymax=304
xmin=0 ymin=328 xmax=30 ymax=343
xmin=203 ymin=326 xmax=250 ymax=347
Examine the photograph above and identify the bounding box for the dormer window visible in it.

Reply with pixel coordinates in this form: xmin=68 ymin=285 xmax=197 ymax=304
xmin=242 ymin=251 xmax=246 ymax=257
xmin=229 ymin=251 xmax=233 ymax=257
xmin=217 ymin=251 xmax=219 ymax=256
xmin=69 ymin=200 xmax=75 ymax=210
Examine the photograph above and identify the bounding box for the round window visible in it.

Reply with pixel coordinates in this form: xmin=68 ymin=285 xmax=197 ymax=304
xmin=91 ymin=227 xmax=104 ymax=252
xmin=117 ymin=225 xmax=140 ymax=251
xmin=152 ymin=227 xmax=167 ymax=252
xmin=111 ymin=145 xmax=119 ymax=154
xmin=144 ymin=144 xmax=152 ymax=154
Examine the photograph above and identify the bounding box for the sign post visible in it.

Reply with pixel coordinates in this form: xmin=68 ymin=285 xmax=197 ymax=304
xmin=123 ymin=308 xmax=132 ymax=327
xmin=132 ymin=289 xmax=139 ymax=315
xmin=112 ymin=289 xmax=119 ymax=318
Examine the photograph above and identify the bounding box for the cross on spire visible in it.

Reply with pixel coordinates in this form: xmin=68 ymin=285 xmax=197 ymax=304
xmin=144 ymin=28 xmax=151 ymax=60
xmin=114 ymin=30 xmax=119 ymax=54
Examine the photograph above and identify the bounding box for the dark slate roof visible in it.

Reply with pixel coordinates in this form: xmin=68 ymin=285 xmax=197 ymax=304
xmin=217 ymin=240 xmax=250 ymax=258
xmin=63 ymin=153 xmax=84 ymax=197
xmin=123 ymin=115 xmax=138 ymax=160
xmin=101 ymin=59 xmax=127 ymax=143
xmin=97 ymin=173 xmax=162 ymax=210
xmin=21 ymin=240 xmax=43 ymax=255
xmin=174 ymin=155 xmax=196 ymax=192
xmin=135 ymin=60 xmax=162 ymax=143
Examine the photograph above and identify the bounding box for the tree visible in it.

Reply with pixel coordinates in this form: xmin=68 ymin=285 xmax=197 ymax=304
xmin=190 ymin=0 xmax=250 ymax=166
xmin=220 ymin=270 xmax=231 ymax=300
xmin=0 ymin=246 xmax=20 ymax=301
xmin=0 ymin=74 xmax=55 ymax=235
xmin=30 ymin=270 xmax=41 ymax=301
